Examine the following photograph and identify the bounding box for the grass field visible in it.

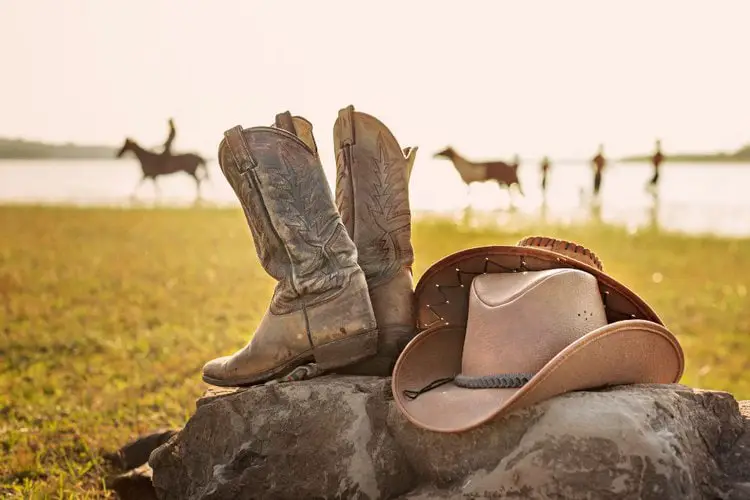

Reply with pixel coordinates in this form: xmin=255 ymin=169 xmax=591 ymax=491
xmin=1 ymin=205 xmax=749 ymax=498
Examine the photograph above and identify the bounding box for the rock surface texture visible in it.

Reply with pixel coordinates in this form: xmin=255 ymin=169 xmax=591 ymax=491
xmin=148 ymin=376 xmax=750 ymax=500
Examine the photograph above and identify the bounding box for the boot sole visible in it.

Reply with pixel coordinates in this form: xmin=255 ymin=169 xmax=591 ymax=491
xmin=201 ymin=328 xmax=379 ymax=387
xmin=313 ymin=327 xmax=379 ymax=371
xmin=333 ymin=324 xmax=416 ymax=377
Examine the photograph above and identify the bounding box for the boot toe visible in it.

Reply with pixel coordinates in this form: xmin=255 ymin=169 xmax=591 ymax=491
xmin=201 ymin=356 xmax=231 ymax=383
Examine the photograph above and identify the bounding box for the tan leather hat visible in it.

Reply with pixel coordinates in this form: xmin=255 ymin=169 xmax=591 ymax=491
xmin=391 ymin=236 xmax=684 ymax=433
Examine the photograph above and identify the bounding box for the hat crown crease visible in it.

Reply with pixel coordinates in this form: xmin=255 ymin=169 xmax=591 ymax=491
xmin=461 ymin=268 xmax=608 ymax=378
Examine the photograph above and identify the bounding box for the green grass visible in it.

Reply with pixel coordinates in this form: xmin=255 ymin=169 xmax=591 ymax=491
xmin=1 ymin=205 xmax=749 ymax=497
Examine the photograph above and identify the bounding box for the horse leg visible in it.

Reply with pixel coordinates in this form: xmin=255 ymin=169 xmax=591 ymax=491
xmin=464 ymin=182 xmax=472 ymax=208
xmin=496 ymin=180 xmax=513 ymax=210
xmin=507 ymin=185 xmax=516 ymax=210
xmin=192 ymin=172 xmax=202 ymax=201
xmin=132 ymin=174 xmax=148 ymax=199
xmin=152 ymin=176 xmax=162 ymax=199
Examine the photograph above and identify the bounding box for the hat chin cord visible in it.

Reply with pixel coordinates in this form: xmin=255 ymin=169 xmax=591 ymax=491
xmin=402 ymin=371 xmax=536 ymax=400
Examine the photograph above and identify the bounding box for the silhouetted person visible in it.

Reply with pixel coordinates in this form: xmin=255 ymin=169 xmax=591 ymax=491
xmin=649 ymin=139 xmax=664 ymax=190
xmin=591 ymin=144 xmax=606 ymax=197
xmin=161 ymin=118 xmax=176 ymax=159
xmin=540 ymin=156 xmax=551 ymax=192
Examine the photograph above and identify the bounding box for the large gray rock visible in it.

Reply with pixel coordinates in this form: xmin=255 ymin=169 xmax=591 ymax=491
xmin=148 ymin=376 xmax=750 ymax=499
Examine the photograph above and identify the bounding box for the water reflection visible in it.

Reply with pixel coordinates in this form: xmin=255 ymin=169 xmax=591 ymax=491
xmin=540 ymin=196 xmax=549 ymax=223
xmin=2 ymin=158 xmax=750 ymax=237
xmin=647 ymin=189 xmax=661 ymax=233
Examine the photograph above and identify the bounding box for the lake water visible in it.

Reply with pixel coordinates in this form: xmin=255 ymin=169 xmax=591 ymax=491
xmin=1 ymin=157 xmax=750 ymax=237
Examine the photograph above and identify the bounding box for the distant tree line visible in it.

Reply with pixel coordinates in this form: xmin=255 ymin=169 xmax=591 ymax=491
xmin=621 ymin=143 xmax=750 ymax=163
xmin=0 ymin=138 xmax=117 ymax=159
xmin=2 ymin=135 xmax=750 ymax=163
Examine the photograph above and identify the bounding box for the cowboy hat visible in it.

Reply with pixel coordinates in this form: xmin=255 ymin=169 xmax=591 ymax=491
xmin=391 ymin=236 xmax=684 ymax=433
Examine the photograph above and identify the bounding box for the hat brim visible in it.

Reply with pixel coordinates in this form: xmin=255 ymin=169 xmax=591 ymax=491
xmin=414 ymin=246 xmax=662 ymax=331
xmin=392 ymin=319 xmax=684 ymax=433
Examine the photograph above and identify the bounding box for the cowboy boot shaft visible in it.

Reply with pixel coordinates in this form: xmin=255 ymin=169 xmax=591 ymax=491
xmin=272 ymin=112 xmax=320 ymax=161
xmin=219 ymin=126 xmax=359 ymax=310
xmin=333 ymin=105 xmax=417 ymax=376
xmin=215 ymin=111 xmax=320 ymax=295
xmin=204 ymin=121 xmax=378 ymax=387
xmin=334 ymin=106 xmax=414 ymax=287
xmin=218 ymin=132 xmax=288 ymax=287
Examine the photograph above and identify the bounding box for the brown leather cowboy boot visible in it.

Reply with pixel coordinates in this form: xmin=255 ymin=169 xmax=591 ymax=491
xmin=332 ymin=105 xmax=418 ymax=376
xmin=271 ymin=112 xmax=319 ymax=158
xmin=202 ymin=112 xmax=378 ymax=387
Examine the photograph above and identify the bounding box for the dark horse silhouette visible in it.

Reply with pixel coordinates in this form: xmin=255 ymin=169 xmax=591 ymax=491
xmin=116 ymin=138 xmax=209 ymax=199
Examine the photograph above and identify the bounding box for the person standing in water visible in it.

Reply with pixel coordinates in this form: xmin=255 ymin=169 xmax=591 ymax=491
xmin=648 ymin=139 xmax=664 ymax=190
xmin=540 ymin=156 xmax=551 ymax=193
xmin=591 ymin=144 xmax=606 ymax=197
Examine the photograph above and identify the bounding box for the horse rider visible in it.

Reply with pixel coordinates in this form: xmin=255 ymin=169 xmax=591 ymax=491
xmin=161 ymin=118 xmax=176 ymax=161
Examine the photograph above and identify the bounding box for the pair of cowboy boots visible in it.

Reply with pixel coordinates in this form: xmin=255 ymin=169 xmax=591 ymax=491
xmin=202 ymin=105 xmax=418 ymax=386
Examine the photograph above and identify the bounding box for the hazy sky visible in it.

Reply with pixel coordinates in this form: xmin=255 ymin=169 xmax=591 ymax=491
xmin=2 ymin=1 xmax=750 ymax=161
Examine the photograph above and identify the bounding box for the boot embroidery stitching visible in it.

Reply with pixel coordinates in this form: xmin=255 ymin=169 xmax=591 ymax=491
xmin=367 ymin=132 xmax=406 ymax=222
xmin=268 ymin=144 xmax=343 ymax=295
xmin=335 ymin=147 xmax=354 ymax=234
xmin=221 ymin=131 xmax=288 ymax=281
xmin=362 ymin=132 xmax=411 ymax=281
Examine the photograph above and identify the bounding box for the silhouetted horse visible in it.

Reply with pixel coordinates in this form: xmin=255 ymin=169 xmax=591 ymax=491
xmin=434 ymin=146 xmax=524 ymax=198
xmin=116 ymin=138 xmax=209 ymax=199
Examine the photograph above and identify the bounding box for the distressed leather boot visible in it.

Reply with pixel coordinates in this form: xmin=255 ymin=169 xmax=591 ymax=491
xmin=332 ymin=105 xmax=418 ymax=376
xmin=270 ymin=112 xmax=319 ymax=158
xmin=202 ymin=112 xmax=378 ymax=387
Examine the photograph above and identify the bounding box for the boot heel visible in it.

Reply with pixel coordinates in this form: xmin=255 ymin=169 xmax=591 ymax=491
xmin=313 ymin=328 xmax=379 ymax=370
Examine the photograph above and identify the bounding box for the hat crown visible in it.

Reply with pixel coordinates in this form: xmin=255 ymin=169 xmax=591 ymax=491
xmin=461 ymin=268 xmax=608 ymax=378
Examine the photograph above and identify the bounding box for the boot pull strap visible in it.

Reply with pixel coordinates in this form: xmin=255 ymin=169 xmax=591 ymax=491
xmin=274 ymin=111 xmax=297 ymax=135
xmin=337 ymin=105 xmax=356 ymax=148
xmin=223 ymin=126 xmax=258 ymax=173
